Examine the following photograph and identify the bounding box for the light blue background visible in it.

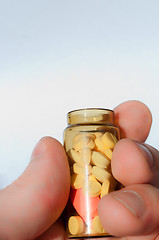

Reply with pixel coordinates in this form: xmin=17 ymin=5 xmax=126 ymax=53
xmin=0 ymin=0 xmax=158 ymax=188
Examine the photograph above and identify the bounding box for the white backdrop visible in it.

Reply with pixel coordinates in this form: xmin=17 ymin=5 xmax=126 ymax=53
xmin=0 ymin=0 xmax=158 ymax=189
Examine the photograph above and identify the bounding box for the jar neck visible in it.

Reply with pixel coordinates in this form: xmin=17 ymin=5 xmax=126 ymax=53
xmin=67 ymin=108 xmax=115 ymax=126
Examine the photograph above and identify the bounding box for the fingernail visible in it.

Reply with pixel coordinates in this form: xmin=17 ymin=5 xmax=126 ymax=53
xmin=31 ymin=139 xmax=47 ymax=160
xmin=112 ymin=190 xmax=145 ymax=218
xmin=136 ymin=142 xmax=154 ymax=168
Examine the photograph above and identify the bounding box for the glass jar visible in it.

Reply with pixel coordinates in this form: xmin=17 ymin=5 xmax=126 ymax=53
xmin=64 ymin=108 xmax=120 ymax=238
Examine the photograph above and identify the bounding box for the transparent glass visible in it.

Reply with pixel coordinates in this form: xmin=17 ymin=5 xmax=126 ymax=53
xmin=64 ymin=108 xmax=121 ymax=238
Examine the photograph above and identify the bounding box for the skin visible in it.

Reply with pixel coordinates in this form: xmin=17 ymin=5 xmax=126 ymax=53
xmin=0 ymin=100 xmax=158 ymax=240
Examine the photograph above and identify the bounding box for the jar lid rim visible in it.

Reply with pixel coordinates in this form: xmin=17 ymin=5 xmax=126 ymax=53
xmin=68 ymin=108 xmax=114 ymax=115
xmin=67 ymin=108 xmax=114 ymax=125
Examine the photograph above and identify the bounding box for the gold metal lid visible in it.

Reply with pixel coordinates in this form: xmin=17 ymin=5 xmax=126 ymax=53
xmin=67 ymin=108 xmax=114 ymax=125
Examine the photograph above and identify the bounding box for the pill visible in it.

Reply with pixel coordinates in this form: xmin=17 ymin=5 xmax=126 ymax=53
xmin=100 ymin=179 xmax=110 ymax=198
xmin=68 ymin=216 xmax=85 ymax=235
xmin=91 ymin=151 xmax=110 ymax=169
xmin=100 ymin=175 xmax=117 ymax=195
xmin=88 ymin=133 xmax=96 ymax=140
xmin=74 ymin=137 xmax=95 ymax=151
xmin=70 ymin=188 xmax=100 ymax=224
xmin=67 ymin=149 xmax=81 ymax=163
xmin=73 ymin=133 xmax=85 ymax=143
xmin=92 ymin=215 xmax=104 ymax=233
xmin=73 ymin=137 xmax=90 ymax=151
xmin=94 ymin=132 xmax=103 ymax=138
xmin=83 ymin=175 xmax=101 ymax=197
xmin=68 ymin=148 xmax=92 ymax=166
xmin=111 ymin=133 xmax=118 ymax=144
xmin=73 ymin=163 xmax=92 ymax=175
xmin=104 ymin=148 xmax=113 ymax=160
xmin=92 ymin=166 xmax=112 ymax=183
xmin=101 ymin=132 xmax=116 ymax=149
xmin=73 ymin=133 xmax=95 ymax=151
xmin=71 ymin=173 xmax=85 ymax=189
xmin=94 ymin=137 xmax=109 ymax=153
xmin=87 ymin=139 xmax=95 ymax=149
xmin=74 ymin=133 xmax=95 ymax=143
xmin=80 ymin=148 xmax=91 ymax=165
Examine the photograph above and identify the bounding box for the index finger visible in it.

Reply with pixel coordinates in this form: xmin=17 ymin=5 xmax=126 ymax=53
xmin=114 ymin=100 xmax=152 ymax=142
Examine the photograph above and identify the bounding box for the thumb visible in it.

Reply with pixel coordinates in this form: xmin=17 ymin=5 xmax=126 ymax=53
xmin=0 ymin=137 xmax=70 ymax=240
xmin=98 ymin=183 xmax=159 ymax=237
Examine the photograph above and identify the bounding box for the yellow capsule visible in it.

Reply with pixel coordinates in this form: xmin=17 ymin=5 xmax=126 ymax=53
xmin=80 ymin=148 xmax=91 ymax=165
xmin=87 ymin=139 xmax=95 ymax=149
xmin=74 ymin=133 xmax=95 ymax=143
xmin=73 ymin=163 xmax=92 ymax=175
xmin=94 ymin=137 xmax=109 ymax=153
xmin=92 ymin=166 xmax=112 ymax=183
xmin=94 ymin=132 xmax=103 ymax=138
xmin=83 ymin=175 xmax=101 ymax=197
xmin=71 ymin=173 xmax=85 ymax=189
xmin=68 ymin=216 xmax=85 ymax=235
xmin=104 ymin=148 xmax=113 ymax=160
xmin=92 ymin=215 xmax=104 ymax=233
xmin=100 ymin=179 xmax=110 ymax=198
xmin=91 ymin=151 xmax=110 ymax=169
xmin=67 ymin=148 xmax=81 ymax=163
xmin=73 ymin=137 xmax=89 ymax=151
xmin=111 ymin=133 xmax=118 ymax=144
xmin=73 ymin=136 xmax=95 ymax=151
xmin=101 ymin=132 xmax=116 ymax=149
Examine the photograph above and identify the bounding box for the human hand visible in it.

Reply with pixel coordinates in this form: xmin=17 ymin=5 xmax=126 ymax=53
xmin=98 ymin=101 xmax=159 ymax=240
xmin=0 ymin=100 xmax=158 ymax=240
xmin=0 ymin=137 xmax=70 ymax=239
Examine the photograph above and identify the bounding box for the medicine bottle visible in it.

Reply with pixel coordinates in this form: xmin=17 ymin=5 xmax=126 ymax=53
xmin=64 ymin=108 xmax=120 ymax=238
